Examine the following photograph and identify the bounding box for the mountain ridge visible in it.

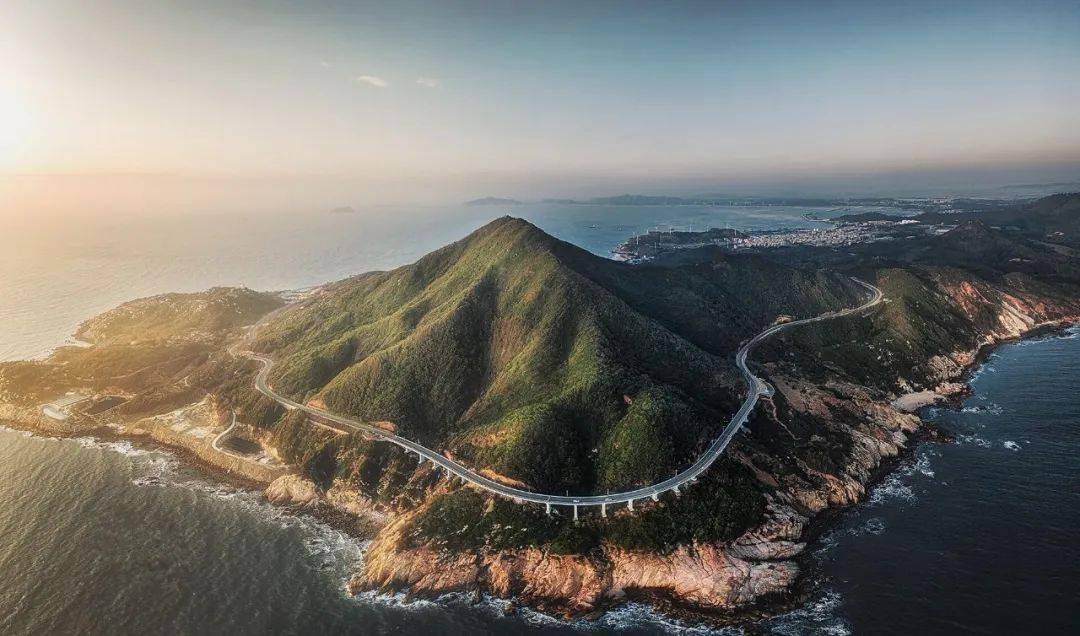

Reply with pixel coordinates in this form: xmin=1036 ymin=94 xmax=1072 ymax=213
xmin=252 ymin=216 xmax=858 ymax=493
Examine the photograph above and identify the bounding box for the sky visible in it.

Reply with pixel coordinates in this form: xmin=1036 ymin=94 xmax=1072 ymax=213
xmin=2 ymin=0 xmax=1080 ymax=211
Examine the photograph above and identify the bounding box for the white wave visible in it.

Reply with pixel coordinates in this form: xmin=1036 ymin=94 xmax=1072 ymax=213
xmin=961 ymin=403 xmax=1002 ymax=415
xmin=859 ymin=517 xmax=887 ymax=536
xmin=1003 ymin=440 xmax=1021 ymax=451
xmin=65 ymin=432 xmax=366 ymax=587
xmin=869 ymin=473 xmax=916 ymax=505
xmin=350 ymin=588 xmax=443 ymax=611
xmin=813 ymin=531 xmax=839 ymax=558
xmin=956 ymin=434 xmax=992 ymax=448
xmin=73 ymin=436 xmax=158 ymax=458
xmin=130 ymin=455 xmax=183 ymax=487
xmin=589 ymin=602 xmax=734 ymax=634
xmin=353 ymin=572 xmax=737 ymax=633
xmin=879 ymin=451 xmax=937 ymax=490
xmin=969 ymin=364 xmax=996 ymax=382
xmin=902 ymin=453 xmax=936 ymax=478
xmin=1016 ymin=325 xmax=1080 ymax=346
xmin=356 ymin=583 xmax=735 ymax=634
xmin=764 ymin=588 xmax=849 ymax=636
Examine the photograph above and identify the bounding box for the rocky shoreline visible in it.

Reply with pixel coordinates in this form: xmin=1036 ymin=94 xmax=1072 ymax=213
xmin=4 ymin=208 xmax=1080 ymax=628
xmin=0 ymin=411 xmax=386 ymax=546
xmin=777 ymin=317 xmax=1079 ymax=620
xmin=340 ymin=311 xmax=1080 ymax=624
xmin=2 ymin=295 xmax=1076 ymax=627
xmin=0 ymin=318 xmax=1075 ymax=628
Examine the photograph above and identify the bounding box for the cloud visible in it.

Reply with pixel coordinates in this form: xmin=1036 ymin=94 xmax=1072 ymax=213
xmin=415 ymin=77 xmax=440 ymax=88
xmin=355 ymin=75 xmax=388 ymax=88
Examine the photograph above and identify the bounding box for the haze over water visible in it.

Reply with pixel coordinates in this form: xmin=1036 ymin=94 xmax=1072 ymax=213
xmin=0 ymin=203 xmax=850 ymax=362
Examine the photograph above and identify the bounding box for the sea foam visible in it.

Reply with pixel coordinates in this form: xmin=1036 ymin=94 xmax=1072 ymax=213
xmin=764 ymin=588 xmax=850 ymax=636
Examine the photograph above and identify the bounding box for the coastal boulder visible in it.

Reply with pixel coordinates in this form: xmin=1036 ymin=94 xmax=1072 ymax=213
xmin=265 ymin=474 xmax=320 ymax=507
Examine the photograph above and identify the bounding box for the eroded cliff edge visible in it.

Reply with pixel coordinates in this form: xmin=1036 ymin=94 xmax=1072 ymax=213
xmin=344 ymin=267 xmax=1080 ymax=618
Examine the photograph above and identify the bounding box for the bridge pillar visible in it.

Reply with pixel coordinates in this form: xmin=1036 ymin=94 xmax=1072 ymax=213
xmin=573 ymin=505 xmax=578 ymax=522
xmin=627 ymin=499 xmax=634 ymax=512
xmin=673 ymin=485 xmax=680 ymax=496
xmin=601 ymin=503 xmax=607 ymax=518
xmin=651 ymin=493 xmax=659 ymax=502
xmin=545 ymin=502 xmax=551 ymax=515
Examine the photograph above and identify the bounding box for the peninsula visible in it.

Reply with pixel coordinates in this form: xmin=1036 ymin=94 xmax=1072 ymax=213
xmin=2 ymin=194 xmax=1079 ymax=622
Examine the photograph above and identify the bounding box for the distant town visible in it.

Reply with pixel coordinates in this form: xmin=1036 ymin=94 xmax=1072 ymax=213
xmin=613 ymin=214 xmax=929 ymax=262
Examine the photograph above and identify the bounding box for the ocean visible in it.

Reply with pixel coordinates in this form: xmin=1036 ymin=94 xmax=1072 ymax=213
xmin=0 ymin=203 xmax=851 ymax=362
xmin=1 ymin=204 xmax=1076 ymax=634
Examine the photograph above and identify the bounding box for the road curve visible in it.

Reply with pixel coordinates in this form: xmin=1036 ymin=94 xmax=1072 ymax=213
xmin=237 ymin=277 xmax=883 ymax=514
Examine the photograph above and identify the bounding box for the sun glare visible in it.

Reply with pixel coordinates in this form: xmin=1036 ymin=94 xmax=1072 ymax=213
xmin=0 ymin=78 xmax=34 ymax=170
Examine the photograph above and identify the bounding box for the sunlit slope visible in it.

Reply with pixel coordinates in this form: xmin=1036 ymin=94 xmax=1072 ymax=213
xmin=254 ymin=217 xmax=857 ymax=493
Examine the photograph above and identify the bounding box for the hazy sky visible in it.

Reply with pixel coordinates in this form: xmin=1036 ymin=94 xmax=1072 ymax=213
xmin=3 ymin=0 xmax=1080 ymax=209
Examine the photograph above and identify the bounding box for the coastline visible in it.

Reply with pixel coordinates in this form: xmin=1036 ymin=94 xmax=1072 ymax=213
xmin=1 ymin=306 xmax=1077 ymax=627
xmin=784 ymin=318 xmax=1080 ymax=620
xmin=344 ymin=312 xmax=1080 ymax=624
xmin=0 ymin=415 xmax=385 ymax=552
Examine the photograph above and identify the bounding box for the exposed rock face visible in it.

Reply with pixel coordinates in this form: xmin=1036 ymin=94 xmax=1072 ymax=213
xmin=352 ymin=508 xmax=799 ymax=615
xmin=325 ymin=480 xmax=388 ymax=524
xmin=6 ymin=209 xmax=1078 ymax=622
xmin=265 ymin=474 xmax=320 ymax=507
xmin=0 ymin=403 xmax=90 ymax=435
xmin=608 ymin=543 xmax=798 ymax=609
xmin=347 ymin=280 xmax=1080 ymax=619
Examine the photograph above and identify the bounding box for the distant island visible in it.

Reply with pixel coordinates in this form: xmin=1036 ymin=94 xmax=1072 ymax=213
xmin=462 ymin=193 xmax=1044 ymax=215
xmin=464 ymin=197 xmax=522 ymax=206
xmin=536 ymin=193 xmax=1034 ymax=213
xmin=2 ymin=194 xmax=1078 ymax=622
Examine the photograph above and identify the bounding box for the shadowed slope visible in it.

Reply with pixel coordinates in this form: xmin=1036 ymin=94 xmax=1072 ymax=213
xmin=253 ymin=217 xmax=858 ymax=493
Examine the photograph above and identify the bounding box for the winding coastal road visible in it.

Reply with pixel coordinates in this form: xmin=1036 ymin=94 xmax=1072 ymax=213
xmin=238 ymin=277 xmax=883 ymax=517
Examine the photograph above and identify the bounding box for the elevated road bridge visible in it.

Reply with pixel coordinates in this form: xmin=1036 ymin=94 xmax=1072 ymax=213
xmin=237 ymin=278 xmax=883 ymax=518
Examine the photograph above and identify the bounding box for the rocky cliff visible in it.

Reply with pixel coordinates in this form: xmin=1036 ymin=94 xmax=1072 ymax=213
xmin=340 ymin=219 xmax=1080 ymax=618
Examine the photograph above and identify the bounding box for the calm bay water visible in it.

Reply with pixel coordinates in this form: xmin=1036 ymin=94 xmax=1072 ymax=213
xmin=1 ymin=204 xmax=1076 ymax=634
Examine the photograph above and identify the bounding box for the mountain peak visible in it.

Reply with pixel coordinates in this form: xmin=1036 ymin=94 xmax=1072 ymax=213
xmin=461 ymin=216 xmax=561 ymax=254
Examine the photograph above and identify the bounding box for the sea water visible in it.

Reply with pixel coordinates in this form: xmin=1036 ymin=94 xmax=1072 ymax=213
xmin=2 ymin=204 xmax=1075 ymax=634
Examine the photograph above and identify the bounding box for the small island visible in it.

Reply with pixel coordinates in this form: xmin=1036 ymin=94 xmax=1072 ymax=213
xmin=464 ymin=197 xmax=523 ymax=206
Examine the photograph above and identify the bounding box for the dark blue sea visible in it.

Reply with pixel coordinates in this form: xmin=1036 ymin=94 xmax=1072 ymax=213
xmin=2 ymin=205 xmax=1076 ymax=634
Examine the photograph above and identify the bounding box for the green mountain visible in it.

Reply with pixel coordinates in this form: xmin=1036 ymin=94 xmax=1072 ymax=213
xmin=253 ymin=217 xmax=859 ymax=494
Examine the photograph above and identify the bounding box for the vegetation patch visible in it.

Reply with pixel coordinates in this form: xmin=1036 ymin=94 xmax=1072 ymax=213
xmin=408 ymin=458 xmax=764 ymax=555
